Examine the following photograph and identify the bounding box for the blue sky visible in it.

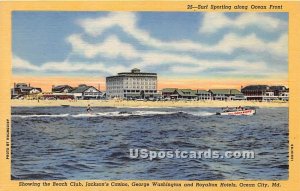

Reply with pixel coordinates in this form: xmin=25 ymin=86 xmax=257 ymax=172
xmin=12 ymin=12 xmax=288 ymax=81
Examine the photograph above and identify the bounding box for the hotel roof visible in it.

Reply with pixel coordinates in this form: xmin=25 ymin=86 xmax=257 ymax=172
xmin=107 ymin=68 xmax=157 ymax=78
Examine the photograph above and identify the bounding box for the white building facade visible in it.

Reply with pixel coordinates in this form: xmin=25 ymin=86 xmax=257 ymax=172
xmin=106 ymin=68 xmax=158 ymax=99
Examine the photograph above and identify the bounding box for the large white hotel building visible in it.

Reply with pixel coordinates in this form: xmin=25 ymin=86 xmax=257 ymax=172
xmin=106 ymin=68 xmax=158 ymax=99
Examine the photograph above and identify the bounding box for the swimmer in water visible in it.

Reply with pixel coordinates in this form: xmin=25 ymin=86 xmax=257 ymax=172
xmin=86 ymin=104 xmax=93 ymax=112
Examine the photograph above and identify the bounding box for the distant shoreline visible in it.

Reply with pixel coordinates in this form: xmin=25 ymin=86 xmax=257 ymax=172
xmin=11 ymin=99 xmax=288 ymax=108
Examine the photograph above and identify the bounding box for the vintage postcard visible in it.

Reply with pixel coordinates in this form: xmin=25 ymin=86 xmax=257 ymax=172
xmin=0 ymin=1 xmax=299 ymax=191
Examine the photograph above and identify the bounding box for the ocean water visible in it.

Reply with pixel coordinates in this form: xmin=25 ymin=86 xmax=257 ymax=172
xmin=11 ymin=106 xmax=288 ymax=180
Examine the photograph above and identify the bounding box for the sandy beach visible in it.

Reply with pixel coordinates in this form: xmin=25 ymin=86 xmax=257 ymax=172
xmin=11 ymin=99 xmax=288 ymax=108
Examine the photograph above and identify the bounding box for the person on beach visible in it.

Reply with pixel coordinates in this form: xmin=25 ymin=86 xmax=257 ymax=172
xmin=87 ymin=104 xmax=93 ymax=112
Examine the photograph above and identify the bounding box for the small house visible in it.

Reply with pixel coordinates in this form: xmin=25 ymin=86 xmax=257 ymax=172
xmin=71 ymin=84 xmax=102 ymax=100
xmin=209 ymin=89 xmax=245 ymax=101
xmin=11 ymin=83 xmax=42 ymax=99
xmin=161 ymin=88 xmax=177 ymax=99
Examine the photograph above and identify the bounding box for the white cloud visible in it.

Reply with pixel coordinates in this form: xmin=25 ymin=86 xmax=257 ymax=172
xmin=13 ymin=55 xmax=128 ymax=74
xmin=78 ymin=12 xmax=160 ymax=46
xmin=168 ymin=60 xmax=270 ymax=75
xmin=211 ymin=32 xmax=288 ymax=56
xmin=169 ymin=60 xmax=267 ymax=73
xmin=13 ymin=12 xmax=287 ymax=78
xmin=76 ymin=12 xmax=287 ymax=58
xmin=64 ymin=28 xmax=287 ymax=75
xmin=129 ymin=52 xmax=270 ymax=76
xmin=162 ymin=32 xmax=287 ymax=57
xmin=268 ymin=33 xmax=288 ymax=56
xmin=67 ymin=34 xmax=139 ymax=59
xmin=199 ymin=13 xmax=285 ymax=34
xmin=67 ymin=30 xmax=287 ymax=62
xmin=78 ymin=12 xmax=137 ymax=37
xmin=13 ymin=55 xmax=40 ymax=71
xmin=65 ymin=33 xmax=272 ymax=70
xmin=14 ymin=51 xmax=271 ymax=77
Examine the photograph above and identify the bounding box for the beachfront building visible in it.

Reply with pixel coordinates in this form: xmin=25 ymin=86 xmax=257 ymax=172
xmin=279 ymin=92 xmax=289 ymax=101
xmin=241 ymin=85 xmax=289 ymax=101
xmin=161 ymin=88 xmax=194 ymax=100
xmin=52 ymin=85 xmax=73 ymax=93
xmin=162 ymin=88 xmax=210 ymax=100
xmin=173 ymin=89 xmax=197 ymax=100
xmin=241 ymin=85 xmax=271 ymax=101
xmin=270 ymin=86 xmax=289 ymax=97
xmin=45 ymin=85 xmax=75 ymax=100
xmin=161 ymin=88 xmax=177 ymax=99
xmin=209 ymin=89 xmax=245 ymax=101
xmin=71 ymin=84 xmax=102 ymax=100
xmin=196 ymin=90 xmax=212 ymax=100
xmin=106 ymin=68 xmax=159 ymax=99
xmin=11 ymin=83 xmax=42 ymax=99
xmin=161 ymin=88 xmax=176 ymax=99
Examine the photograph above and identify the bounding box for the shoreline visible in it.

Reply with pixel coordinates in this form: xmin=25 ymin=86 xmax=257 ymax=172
xmin=11 ymin=99 xmax=288 ymax=108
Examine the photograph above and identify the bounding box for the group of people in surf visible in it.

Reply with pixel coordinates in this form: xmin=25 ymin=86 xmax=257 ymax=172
xmin=222 ymin=106 xmax=245 ymax=112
